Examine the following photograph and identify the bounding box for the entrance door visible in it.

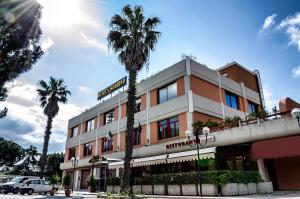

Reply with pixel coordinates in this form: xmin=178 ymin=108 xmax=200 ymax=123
xmin=99 ymin=166 xmax=108 ymax=191
xmin=80 ymin=169 xmax=90 ymax=189
xmin=266 ymin=160 xmax=278 ymax=190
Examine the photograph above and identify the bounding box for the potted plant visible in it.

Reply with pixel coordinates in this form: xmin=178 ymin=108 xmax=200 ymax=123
xmin=87 ymin=175 xmax=96 ymax=193
xmin=63 ymin=174 xmax=72 ymax=197
xmin=49 ymin=174 xmax=60 ymax=196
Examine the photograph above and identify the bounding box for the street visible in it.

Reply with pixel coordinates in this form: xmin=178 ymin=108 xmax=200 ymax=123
xmin=1 ymin=191 xmax=300 ymax=199
xmin=0 ymin=192 xmax=97 ymax=199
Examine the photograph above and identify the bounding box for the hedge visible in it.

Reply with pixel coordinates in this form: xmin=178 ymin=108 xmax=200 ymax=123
xmin=106 ymin=170 xmax=262 ymax=186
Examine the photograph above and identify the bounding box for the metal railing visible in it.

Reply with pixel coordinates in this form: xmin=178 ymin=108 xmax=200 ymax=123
xmin=209 ymin=110 xmax=291 ymax=133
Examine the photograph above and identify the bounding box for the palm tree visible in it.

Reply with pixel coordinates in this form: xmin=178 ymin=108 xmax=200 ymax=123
xmin=37 ymin=77 xmax=71 ymax=175
xmin=108 ymin=5 xmax=160 ymax=193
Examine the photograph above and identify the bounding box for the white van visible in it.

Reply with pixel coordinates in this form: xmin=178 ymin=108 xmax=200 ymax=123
xmin=20 ymin=179 xmax=51 ymax=195
xmin=1 ymin=176 xmax=39 ymax=194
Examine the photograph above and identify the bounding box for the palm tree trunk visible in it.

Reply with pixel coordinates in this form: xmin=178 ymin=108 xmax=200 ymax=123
xmin=121 ymin=69 xmax=137 ymax=194
xmin=40 ymin=115 xmax=53 ymax=176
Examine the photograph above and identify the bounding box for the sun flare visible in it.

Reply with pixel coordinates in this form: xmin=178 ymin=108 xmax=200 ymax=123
xmin=37 ymin=0 xmax=84 ymax=29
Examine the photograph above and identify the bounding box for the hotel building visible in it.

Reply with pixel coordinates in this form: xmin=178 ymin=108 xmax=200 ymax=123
xmin=60 ymin=57 xmax=300 ymax=191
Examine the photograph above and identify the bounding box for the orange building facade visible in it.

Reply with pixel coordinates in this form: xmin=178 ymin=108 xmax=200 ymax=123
xmin=60 ymin=57 xmax=265 ymax=190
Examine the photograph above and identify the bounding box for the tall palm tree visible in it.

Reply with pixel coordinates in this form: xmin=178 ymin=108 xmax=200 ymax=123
xmin=37 ymin=77 xmax=71 ymax=175
xmin=108 ymin=5 xmax=160 ymax=193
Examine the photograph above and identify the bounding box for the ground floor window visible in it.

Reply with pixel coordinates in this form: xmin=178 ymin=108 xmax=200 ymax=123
xmin=215 ymin=145 xmax=258 ymax=171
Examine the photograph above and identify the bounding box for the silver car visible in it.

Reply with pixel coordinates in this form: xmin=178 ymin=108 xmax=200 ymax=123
xmin=19 ymin=179 xmax=51 ymax=195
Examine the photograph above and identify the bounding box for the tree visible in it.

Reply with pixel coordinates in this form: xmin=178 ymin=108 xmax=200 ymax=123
xmin=36 ymin=77 xmax=71 ymax=176
xmin=107 ymin=5 xmax=160 ymax=193
xmin=0 ymin=137 xmax=24 ymax=167
xmin=14 ymin=145 xmax=39 ymax=176
xmin=0 ymin=0 xmax=43 ymax=118
xmin=45 ymin=153 xmax=64 ymax=178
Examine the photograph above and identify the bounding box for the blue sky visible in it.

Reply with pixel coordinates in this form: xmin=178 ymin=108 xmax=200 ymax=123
xmin=1 ymin=0 xmax=300 ymax=153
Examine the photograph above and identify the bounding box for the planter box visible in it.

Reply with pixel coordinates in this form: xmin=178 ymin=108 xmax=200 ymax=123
xmin=221 ymin=183 xmax=238 ymax=196
xmin=200 ymin=184 xmax=218 ymax=196
xmin=237 ymin=183 xmax=248 ymax=195
xmin=133 ymin=185 xmax=141 ymax=194
xmin=106 ymin=185 xmax=113 ymax=193
xmin=113 ymin=185 xmax=120 ymax=193
xmin=257 ymin=182 xmax=273 ymax=194
xmin=168 ymin=185 xmax=181 ymax=195
xmin=182 ymin=184 xmax=197 ymax=196
xmin=154 ymin=185 xmax=164 ymax=195
xmin=142 ymin=185 xmax=152 ymax=195
xmin=247 ymin=183 xmax=257 ymax=194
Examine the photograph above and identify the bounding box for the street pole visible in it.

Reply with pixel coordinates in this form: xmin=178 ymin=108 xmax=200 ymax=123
xmin=71 ymin=157 xmax=78 ymax=193
xmin=195 ymin=129 xmax=202 ymax=197
xmin=72 ymin=159 xmax=76 ymax=193
xmin=186 ymin=126 xmax=209 ymax=198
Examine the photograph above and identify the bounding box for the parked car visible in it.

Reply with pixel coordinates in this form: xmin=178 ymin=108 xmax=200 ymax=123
xmin=0 ymin=176 xmax=14 ymax=189
xmin=20 ymin=179 xmax=51 ymax=195
xmin=1 ymin=176 xmax=39 ymax=194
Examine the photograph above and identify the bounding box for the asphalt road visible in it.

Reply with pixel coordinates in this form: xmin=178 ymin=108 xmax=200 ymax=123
xmin=0 ymin=192 xmax=97 ymax=199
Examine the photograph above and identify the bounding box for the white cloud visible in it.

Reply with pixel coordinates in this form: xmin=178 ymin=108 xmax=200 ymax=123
xmin=80 ymin=32 xmax=108 ymax=53
xmin=260 ymin=14 xmax=277 ymax=33
xmin=41 ymin=37 xmax=54 ymax=52
xmin=3 ymin=80 xmax=85 ymax=151
xmin=78 ymin=85 xmax=92 ymax=93
xmin=263 ymin=85 xmax=278 ymax=111
xmin=37 ymin=0 xmax=107 ymax=52
xmin=279 ymin=13 xmax=300 ymax=51
xmin=292 ymin=66 xmax=300 ymax=77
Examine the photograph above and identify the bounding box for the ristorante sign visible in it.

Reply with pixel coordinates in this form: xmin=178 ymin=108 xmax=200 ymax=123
xmin=97 ymin=77 xmax=127 ymax=100
xmin=166 ymin=135 xmax=215 ymax=149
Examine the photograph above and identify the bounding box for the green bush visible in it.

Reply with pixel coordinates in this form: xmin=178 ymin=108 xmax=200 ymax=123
xmin=106 ymin=171 xmax=262 ymax=186
xmin=63 ymin=174 xmax=71 ymax=188
xmin=49 ymin=174 xmax=60 ymax=187
xmin=218 ymin=171 xmax=233 ymax=185
xmin=87 ymin=175 xmax=96 ymax=188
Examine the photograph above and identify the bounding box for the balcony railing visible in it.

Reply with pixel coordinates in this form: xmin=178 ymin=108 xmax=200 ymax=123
xmin=209 ymin=110 xmax=291 ymax=133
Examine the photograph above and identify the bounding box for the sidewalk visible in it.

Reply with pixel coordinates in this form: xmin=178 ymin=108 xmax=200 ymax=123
xmin=98 ymin=191 xmax=300 ymax=199
xmin=144 ymin=192 xmax=300 ymax=198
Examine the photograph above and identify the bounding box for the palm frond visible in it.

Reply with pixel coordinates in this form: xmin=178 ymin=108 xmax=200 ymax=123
xmin=37 ymin=77 xmax=71 ymax=116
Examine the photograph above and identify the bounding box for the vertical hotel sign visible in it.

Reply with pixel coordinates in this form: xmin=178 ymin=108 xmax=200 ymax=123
xmin=97 ymin=77 xmax=127 ymax=100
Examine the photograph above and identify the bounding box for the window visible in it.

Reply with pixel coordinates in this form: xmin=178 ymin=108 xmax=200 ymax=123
xmin=133 ymin=128 xmax=141 ymax=145
xmin=68 ymin=147 xmax=76 ymax=160
xmin=225 ymin=92 xmax=239 ymax=110
xmin=104 ymin=110 xmax=114 ymax=124
xmin=135 ymin=98 xmax=141 ymax=113
xmin=158 ymin=82 xmax=177 ymax=104
xmin=248 ymin=101 xmax=258 ymax=113
xmin=158 ymin=116 xmax=179 ymax=140
xmin=102 ymin=137 xmax=113 ymax=152
xmin=86 ymin=118 xmax=95 ymax=132
xmin=83 ymin=142 xmax=93 ymax=156
xmin=70 ymin=126 xmax=78 ymax=138
xmin=108 ymin=169 xmax=116 ymax=177
xmin=42 ymin=180 xmax=50 ymax=185
xmin=31 ymin=180 xmax=41 ymax=184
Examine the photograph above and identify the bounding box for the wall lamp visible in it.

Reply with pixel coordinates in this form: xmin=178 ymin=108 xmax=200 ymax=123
xmin=291 ymin=108 xmax=300 ymax=127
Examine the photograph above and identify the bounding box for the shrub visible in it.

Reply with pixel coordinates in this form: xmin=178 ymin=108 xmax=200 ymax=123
xmin=224 ymin=116 xmax=240 ymax=125
xmin=87 ymin=175 xmax=96 ymax=188
xmin=49 ymin=174 xmax=60 ymax=187
xmin=63 ymin=174 xmax=71 ymax=189
xmin=106 ymin=171 xmax=262 ymax=186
